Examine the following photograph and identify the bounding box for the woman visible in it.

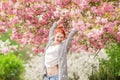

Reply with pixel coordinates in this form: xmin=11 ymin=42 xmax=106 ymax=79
xmin=41 ymin=16 xmax=77 ymax=80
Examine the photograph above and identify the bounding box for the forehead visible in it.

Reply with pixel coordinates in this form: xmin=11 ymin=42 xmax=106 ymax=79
xmin=55 ymin=32 xmax=64 ymax=36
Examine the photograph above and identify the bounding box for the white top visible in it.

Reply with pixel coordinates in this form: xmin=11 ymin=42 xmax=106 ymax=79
xmin=45 ymin=44 xmax=60 ymax=67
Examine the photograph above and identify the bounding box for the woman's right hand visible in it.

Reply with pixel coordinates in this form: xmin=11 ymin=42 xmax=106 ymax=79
xmin=57 ymin=16 xmax=64 ymax=24
xmin=57 ymin=13 xmax=68 ymax=24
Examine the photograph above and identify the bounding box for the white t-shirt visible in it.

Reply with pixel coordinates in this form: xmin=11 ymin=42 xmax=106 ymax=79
xmin=45 ymin=44 xmax=60 ymax=67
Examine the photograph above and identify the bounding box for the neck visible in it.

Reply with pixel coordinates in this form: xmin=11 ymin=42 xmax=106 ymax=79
xmin=53 ymin=41 xmax=61 ymax=45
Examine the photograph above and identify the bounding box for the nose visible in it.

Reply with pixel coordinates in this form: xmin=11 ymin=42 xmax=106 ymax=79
xmin=58 ymin=37 xmax=63 ymax=41
xmin=58 ymin=38 xmax=61 ymax=40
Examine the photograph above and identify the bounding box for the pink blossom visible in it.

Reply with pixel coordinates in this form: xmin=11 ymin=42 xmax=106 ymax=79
xmin=20 ymin=31 xmax=35 ymax=44
xmin=11 ymin=33 xmax=22 ymax=40
xmin=96 ymin=7 xmax=105 ymax=16
xmin=11 ymin=28 xmax=22 ymax=40
xmin=24 ymin=0 xmax=32 ymax=3
xmin=39 ymin=48 xmax=45 ymax=53
xmin=87 ymin=29 xmax=103 ymax=39
xmin=79 ymin=0 xmax=90 ymax=10
xmin=32 ymin=47 xmax=44 ymax=54
xmin=101 ymin=18 xmax=108 ymax=24
xmin=118 ymin=28 xmax=120 ymax=32
xmin=42 ymin=38 xmax=48 ymax=43
xmin=0 ymin=22 xmax=5 ymax=26
xmin=32 ymin=47 xmax=39 ymax=54
xmin=72 ymin=40 xmax=78 ymax=46
xmin=33 ymin=36 xmax=42 ymax=44
xmin=103 ymin=3 xmax=115 ymax=12
xmin=57 ymin=0 xmax=71 ymax=7
xmin=2 ymin=2 xmax=9 ymax=10
xmin=20 ymin=38 xmax=28 ymax=45
xmin=86 ymin=23 xmax=92 ymax=29
xmin=11 ymin=0 xmax=17 ymax=3
xmin=0 ymin=0 xmax=120 ymax=54
xmin=41 ymin=20 xmax=47 ymax=25
xmin=2 ymin=48 xmax=9 ymax=54
xmin=72 ymin=21 xmax=80 ymax=31
xmin=34 ymin=0 xmax=42 ymax=2
xmin=79 ymin=45 xmax=88 ymax=51
xmin=0 ymin=28 xmax=6 ymax=33
xmin=91 ymin=2 xmax=115 ymax=16
xmin=103 ymin=22 xmax=115 ymax=35
xmin=116 ymin=31 xmax=120 ymax=42
xmin=95 ymin=17 xmax=102 ymax=24
xmin=95 ymin=17 xmax=108 ymax=24
xmin=34 ymin=7 xmax=44 ymax=15
xmin=13 ymin=2 xmax=20 ymax=9
xmin=91 ymin=6 xmax=98 ymax=13
xmin=86 ymin=28 xmax=105 ymax=49
xmin=10 ymin=17 xmax=19 ymax=24
xmin=91 ymin=6 xmax=105 ymax=16
xmin=93 ymin=0 xmax=99 ymax=3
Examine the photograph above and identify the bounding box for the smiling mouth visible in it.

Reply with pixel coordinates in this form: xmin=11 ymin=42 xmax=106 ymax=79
xmin=57 ymin=40 xmax=62 ymax=42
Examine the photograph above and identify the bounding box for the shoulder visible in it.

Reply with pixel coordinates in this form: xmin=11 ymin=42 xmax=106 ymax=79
xmin=61 ymin=39 xmax=67 ymax=45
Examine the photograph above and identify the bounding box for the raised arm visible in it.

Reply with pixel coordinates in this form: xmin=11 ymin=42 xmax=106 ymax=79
xmin=48 ymin=22 xmax=58 ymax=40
xmin=66 ymin=29 xmax=77 ymax=51
xmin=48 ymin=17 xmax=64 ymax=40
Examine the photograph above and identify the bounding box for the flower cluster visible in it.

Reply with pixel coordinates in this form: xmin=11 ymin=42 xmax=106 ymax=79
xmin=0 ymin=39 xmax=18 ymax=54
xmin=24 ymin=49 xmax=107 ymax=80
xmin=0 ymin=0 xmax=120 ymax=53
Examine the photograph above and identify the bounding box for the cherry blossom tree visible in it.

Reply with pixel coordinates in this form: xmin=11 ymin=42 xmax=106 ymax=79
xmin=0 ymin=0 xmax=120 ymax=53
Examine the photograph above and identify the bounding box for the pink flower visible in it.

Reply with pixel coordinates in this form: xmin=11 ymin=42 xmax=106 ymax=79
xmin=91 ymin=6 xmax=105 ymax=16
xmin=11 ymin=0 xmax=17 ymax=3
xmin=2 ymin=2 xmax=9 ymax=10
xmin=116 ymin=32 xmax=120 ymax=42
xmin=11 ymin=17 xmax=19 ymax=24
xmin=86 ymin=28 xmax=105 ymax=50
xmin=2 ymin=47 xmax=9 ymax=54
xmin=24 ymin=0 xmax=32 ymax=3
xmin=95 ymin=17 xmax=108 ymax=24
xmin=33 ymin=36 xmax=42 ymax=44
xmin=42 ymin=38 xmax=48 ymax=43
xmin=32 ymin=47 xmax=39 ymax=54
xmin=103 ymin=3 xmax=115 ymax=12
xmin=93 ymin=0 xmax=99 ymax=3
xmin=39 ymin=48 xmax=45 ymax=53
xmin=11 ymin=28 xmax=22 ymax=40
xmin=56 ymin=0 xmax=70 ymax=7
xmin=103 ymin=22 xmax=115 ymax=35
xmin=101 ymin=18 xmax=108 ymax=24
xmin=0 ymin=28 xmax=6 ymax=33
xmin=86 ymin=23 xmax=92 ymax=29
xmin=79 ymin=0 xmax=90 ymax=10
xmin=87 ymin=29 xmax=103 ymax=39
xmin=96 ymin=7 xmax=105 ymax=16
xmin=91 ymin=7 xmax=97 ymax=13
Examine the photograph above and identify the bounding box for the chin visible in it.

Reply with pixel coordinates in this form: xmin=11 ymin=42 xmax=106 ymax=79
xmin=57 ymin=41 xmax=62 ymax=44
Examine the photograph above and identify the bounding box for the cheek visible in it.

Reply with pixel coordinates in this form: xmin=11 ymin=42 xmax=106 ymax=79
xmin=61 ymin=37 xmax=64 ymax=40
xmin=55 ymin=37 xmax=58 ymax=40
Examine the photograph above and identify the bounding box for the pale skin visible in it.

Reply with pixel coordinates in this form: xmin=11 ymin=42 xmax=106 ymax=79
xmin=46 ymin=14 xmax=79 ymax=76
xmin=46 ymin=32 xmax=65 ymax=76
xmin=54 ymin=32 xmax=65 ymax=45
xmin=46 ymin=17 xmax=66 ymax=76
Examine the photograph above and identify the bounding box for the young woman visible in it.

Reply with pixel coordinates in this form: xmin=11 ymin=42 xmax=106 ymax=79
xmin=41 ymin=17 xmax=77 ymax=80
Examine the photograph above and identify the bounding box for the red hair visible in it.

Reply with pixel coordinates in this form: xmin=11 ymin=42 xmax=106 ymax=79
xmin=54 ymin=24 xmax=66 ymax=38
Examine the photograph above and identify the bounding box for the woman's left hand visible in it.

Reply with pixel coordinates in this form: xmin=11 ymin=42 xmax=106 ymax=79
xmin=72 ymin=26 xmax=80 ymax=32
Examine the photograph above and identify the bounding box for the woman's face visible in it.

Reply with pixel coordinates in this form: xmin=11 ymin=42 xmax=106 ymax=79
xmin=54 ymin=32 xmax=65 ymax=44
